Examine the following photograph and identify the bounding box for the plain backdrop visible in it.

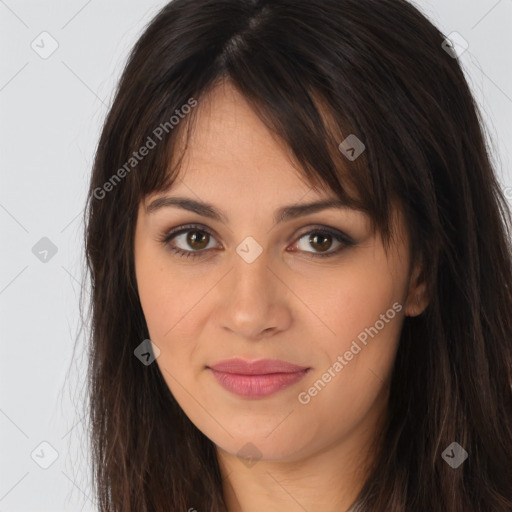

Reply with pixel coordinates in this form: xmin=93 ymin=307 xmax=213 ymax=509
xmin=0 ymin=0 xmax=511 ymax=510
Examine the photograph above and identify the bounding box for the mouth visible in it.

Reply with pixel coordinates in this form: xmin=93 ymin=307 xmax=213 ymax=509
xmin=206 ymin=358 xmax=311 ymax=398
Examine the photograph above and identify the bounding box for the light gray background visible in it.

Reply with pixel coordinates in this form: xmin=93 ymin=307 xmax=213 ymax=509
xmin=1 ymin=1 xmax=511 ymax=511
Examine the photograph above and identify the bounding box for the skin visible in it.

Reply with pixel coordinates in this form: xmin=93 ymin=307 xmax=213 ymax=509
xmin=134 ymin=81 xmax=428 ymax=512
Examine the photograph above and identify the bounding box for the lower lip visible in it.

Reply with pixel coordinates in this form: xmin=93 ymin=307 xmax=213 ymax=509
xmin=208 ymin=368 xmax=310 ymax=398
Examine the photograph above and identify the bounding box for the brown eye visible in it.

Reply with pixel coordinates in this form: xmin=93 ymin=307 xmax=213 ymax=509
xmin=159 ymin=224 xmax=219 ymax=258
xmin=291 ymin=228 xmax=354 ymax=258
xmin=186 ymin=230 xmax=210 ymax=250
xmin=159 ymin=224 xmax=354 ymax=260
xmin=308 ymin=232 xmax=334 ymax=253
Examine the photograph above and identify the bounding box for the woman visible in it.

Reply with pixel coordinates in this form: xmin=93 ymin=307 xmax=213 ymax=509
xmin=83 ymin=0 xmax=512 ymax=510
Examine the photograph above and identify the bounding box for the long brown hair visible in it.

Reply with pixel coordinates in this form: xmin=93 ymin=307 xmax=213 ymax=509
xmin=82 ymin=0 xmax=512 ymax=510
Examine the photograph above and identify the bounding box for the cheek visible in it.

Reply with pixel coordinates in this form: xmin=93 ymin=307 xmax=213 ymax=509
xmin=296 ymin=250 xmax=406 ymax=405
xmin=135 ymin=240 xmax=195 ymax=339
xmin=135 ymin=251 xmax=169 ymax=339
xmin=134 ymin=242 xmax=211 ymax=383
xmin=135 ymin=252 xmax=183 ymax=370
xmin=295 ymin=248 xmax=405 ymax=346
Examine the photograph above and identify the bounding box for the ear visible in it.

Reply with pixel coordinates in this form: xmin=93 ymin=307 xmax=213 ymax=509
xmin=404 ymin=257 xmax=429 ymax=317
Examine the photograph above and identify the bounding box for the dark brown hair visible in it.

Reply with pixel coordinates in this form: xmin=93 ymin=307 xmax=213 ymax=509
xmin=82 ymin=0 xmax=512 ymax=510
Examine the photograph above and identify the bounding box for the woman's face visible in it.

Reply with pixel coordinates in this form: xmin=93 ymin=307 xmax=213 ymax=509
xmin=134 ymin=82 xmax=425 ymax=465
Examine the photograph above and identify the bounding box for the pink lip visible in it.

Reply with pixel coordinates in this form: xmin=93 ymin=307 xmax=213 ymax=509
xmin=207 ymin=358 xmax=311 ymax=398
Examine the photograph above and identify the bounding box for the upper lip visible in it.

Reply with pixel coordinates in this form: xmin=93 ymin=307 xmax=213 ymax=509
xmin=207 ymin=358 xmax=310 ymax=375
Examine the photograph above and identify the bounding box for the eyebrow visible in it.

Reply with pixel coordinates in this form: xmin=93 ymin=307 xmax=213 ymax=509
xmin=145 ymin=196 xmax=360 ymax=225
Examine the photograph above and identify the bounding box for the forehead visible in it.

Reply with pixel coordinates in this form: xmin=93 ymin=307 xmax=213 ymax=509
xmin=172 ymin=83 xmax=308 ymax=187
xmin=162 ymin=82 xmax=362 ymax=211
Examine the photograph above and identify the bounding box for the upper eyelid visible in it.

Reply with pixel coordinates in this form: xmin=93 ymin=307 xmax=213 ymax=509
xmin=163 ymin=223 xmax=351 ymax=248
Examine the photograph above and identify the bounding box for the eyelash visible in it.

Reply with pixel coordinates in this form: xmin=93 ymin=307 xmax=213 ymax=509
xmin=157 ymin=223 xmax=355 ymax=260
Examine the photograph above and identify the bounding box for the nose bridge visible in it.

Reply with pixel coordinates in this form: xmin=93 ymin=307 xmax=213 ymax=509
xmin=215 ymin=234 xmax=289 ymax=338
xmin=231 ymin=235 xmax=274 ymax=298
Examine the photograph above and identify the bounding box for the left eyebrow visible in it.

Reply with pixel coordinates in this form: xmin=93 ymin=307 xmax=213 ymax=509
xmin=145 ymin=196 xmax=361 ymax=226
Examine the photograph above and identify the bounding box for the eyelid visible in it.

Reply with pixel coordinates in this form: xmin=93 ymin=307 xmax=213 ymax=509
xmin=292 ymin=225 xmax=354 ymax=245
xmin=158 ymin=223 xmax=220 ymax=246
xmin=158 ymin=222 xmax=355 ymax=258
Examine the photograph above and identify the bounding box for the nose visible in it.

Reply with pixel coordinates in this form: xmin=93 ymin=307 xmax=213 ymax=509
xmin=214 ymin=242 xmax=293 ymax=340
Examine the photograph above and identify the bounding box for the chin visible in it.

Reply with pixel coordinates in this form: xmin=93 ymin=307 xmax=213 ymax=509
xmin=212 ymin=427 xmax=313 ymax=464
